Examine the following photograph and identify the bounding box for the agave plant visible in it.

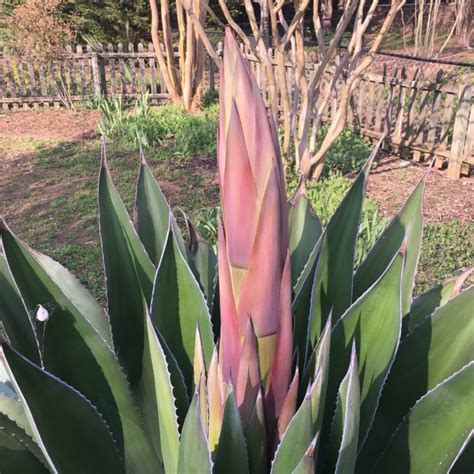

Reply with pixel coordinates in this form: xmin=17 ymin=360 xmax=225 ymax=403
xmin=0 ymin=31 xmax=473 ymax=474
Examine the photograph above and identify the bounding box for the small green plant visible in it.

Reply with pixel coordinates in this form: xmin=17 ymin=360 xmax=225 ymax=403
xmin=315 ymin=126 xmax=372 ymax=176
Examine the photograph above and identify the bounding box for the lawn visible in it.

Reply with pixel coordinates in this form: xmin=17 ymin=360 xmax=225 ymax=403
xmin=1 ymin=108 xmax=472 ymax=302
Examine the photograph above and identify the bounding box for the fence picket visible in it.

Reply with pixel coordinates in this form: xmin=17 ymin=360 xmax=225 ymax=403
xmin=0 ymin=42 xmax=471 ymax=177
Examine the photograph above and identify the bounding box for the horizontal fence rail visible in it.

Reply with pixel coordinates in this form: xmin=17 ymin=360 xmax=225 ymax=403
xmin=0 ymin=42 xmax=472 ymax=178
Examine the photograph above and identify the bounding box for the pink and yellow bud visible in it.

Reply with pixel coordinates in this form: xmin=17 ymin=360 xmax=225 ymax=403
xmin=217 ymin=30 xmax=293 ymax=421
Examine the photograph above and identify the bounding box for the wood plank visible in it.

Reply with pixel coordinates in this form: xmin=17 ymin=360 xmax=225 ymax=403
xmin=447 ymin=78 xmax=472 ymax=179
xmin=137 ymin=43 xmax=147 ymax=94
xmin=76 ymin=45 xmax=88 ymax=95
xmin=148 ymin=43 xmax=158 ymax=100
xmin=0 ymin=59 xmax=7 ymax=112
xmin=65 ymin=45 xmax=77 ymax=95
xmin=128 ymin=43 xmax=137 ymax=94
xmin=365 ymin=79 xmax=376 ymax=129
xmin=108 ymin=43 xmax=117 ymax=95
xmin=26 ymin=58 xmax=37 ymax=96
xmin=426 ymin=70 xmax=444 ymax=150
xmin=117 ymin=43 xmax=126 ymax=95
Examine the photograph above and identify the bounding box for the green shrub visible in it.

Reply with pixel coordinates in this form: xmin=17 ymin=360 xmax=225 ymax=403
xmin=316 ymin=126 xmax=373 ymax=176
xmin=417 ymin=221 xmax=474 ymax=294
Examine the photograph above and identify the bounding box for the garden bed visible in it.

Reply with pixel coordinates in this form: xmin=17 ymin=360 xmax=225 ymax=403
xmin=1 ymin=109 xmax=472 ymax=298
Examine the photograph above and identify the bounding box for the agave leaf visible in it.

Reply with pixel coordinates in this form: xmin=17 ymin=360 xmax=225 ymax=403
xmin=450 ymin=435 xmax=473 ymax=474
xmin=193 ymin=329 xmax=208 ymax=429
xmin=373 ymin=362 xmax=474 ymax=474
xmin=247 ymin=389 xmax=267 ymax=474
xmin=0 ymin=389 xmax=31 ymax=437
xmin=134 ymin=153 xmax=170 ymax=265
xmin=353 ymin=173 xmax=425 ymax=318
xmin=235 ymin=319 xmax=261 ymax=429
xmin=328 ymin=344 xmax=360 ymax=474
xmin=291 ymin=434 xmax=319 ymax=474
xmin=288 ymin=179 xmax=322 ymax=289
xmin=184 ymin=213 xmax=218 ymax=311
xmin=136 ymin=308 xmax=180 ymax=473
xmin=358 ymin=286 xmax=474 ymax=469
xmin=327 ymin=250 xmax=403 ymax=448
xmin=0 ymin=223 xmax=161 ymax=472
xmin=308 ymin=146 xmax=378 ymax=349
xmin=292 ymin=237 xmax=322 ymax=365
xmin=214 ymin=387 xmax=249 ymax=474
xmin=308 ymin=314 xmax=332 ymax=436
xmin=278 ymin=368 xmax=299 ymax=439
xmin=177 ymin=391 xmax=212 ymax=474
xmin=1 ymin=344 xmax=124 ymax=473
xmin=0 ymin=413 xmax=47 ymax=473
xmin=271 ymin=384 xmax=313 ymax=474
xmin=99 ymin=148 xmax=155 ymax=385
xmin=0 ymin=252 xmax=40 ymax=364
xmin=408 ymin=268 xmax=472 ymax=332
xmin=151 ymin=221 xmax=214 ymax=389
xmin=207 ymin=348 xmax=225 ymax=452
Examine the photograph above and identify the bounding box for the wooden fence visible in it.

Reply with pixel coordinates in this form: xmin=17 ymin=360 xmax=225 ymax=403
xmin=0 ymin=42 xmax=472 ymax=178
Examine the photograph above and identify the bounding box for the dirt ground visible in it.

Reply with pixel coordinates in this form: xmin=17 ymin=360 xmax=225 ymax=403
xmin=1 ymin=109 xmax=473 ymax=224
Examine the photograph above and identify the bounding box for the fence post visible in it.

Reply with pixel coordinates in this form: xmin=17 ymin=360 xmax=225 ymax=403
xmin=447 ymin=77 xmax=471 ymax=179
xmin=91 ymin=52 xmax=106 ymax=98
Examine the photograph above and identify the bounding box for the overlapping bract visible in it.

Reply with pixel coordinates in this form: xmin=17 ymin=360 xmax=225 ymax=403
xmin=218 ymin=29 xmax=292 ymax=422
xmin=0 ymin=31 xmax=473 ymax=474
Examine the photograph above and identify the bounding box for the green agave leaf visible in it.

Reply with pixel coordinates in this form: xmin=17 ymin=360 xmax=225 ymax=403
xmin=151 ymin=222 xmax=214 ymax=388
xmin=373 ymin=362 xmax=474 ymax=474
xmin=307 ymin=146 xmax=377 ymax=349
xmin=184 ymin=214 xmax=217 ymax=311
xmin=134 ymin=153 xmax=170 ymax=266
xmin=0 ymin=224 xmax=161 ymax=472
xmin=328 ymin=345 xmax=360 ymax=474
xmin=358 ymin=286 xmax=474 ymax=470
xmin=247 ymin=390 xmax=267 ymax=474
xmin=308 ymin=315 xmax=331 ymax=434
xmin=0 ymin=389 xmax=31 ymax=437
xmin=99 ymin=148 xmax=155 ymax=385
xmin=291 ymin=434 xmax=319 ymax=474
xmin=292 ymin=237 xmax=321 ymax=365
xmin=288 ymin=179 xmax=322 ymax=289
xmin=0 ymin=413 xmax=47 ymax=473
xmin=327 ymin=251 xmax=403 ymax=448
xmin=271 ymin=384 xmax=314 ymax=474
xmin=214 ymin=388 xmax=249 ymax=474
xmin=450 ymin=435 xmax=473 ymax=474
xmin=408 ymin=268 xmax=472 ymax=332
xmin=136 ymin=309 xmax=180 ymax=473
xmin=353 ymin=173 xmax=425 ymax=318
xmin=0 ymin=253 xmax=40 ymax=364
xmin=1 ymin=344 xmax=124 ymax=473
xmin=177 ymin=391 xmax=212 ymax=474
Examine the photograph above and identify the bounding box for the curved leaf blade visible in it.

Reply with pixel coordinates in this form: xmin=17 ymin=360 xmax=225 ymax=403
xmin=134 ymin=155 xmax=170 ymax=265
xmin=288 ymin=181 xmax=322 ymax=289
xmin=0 ymin=413 xmax=47 ymax=473
xmin=358 ymin=287 xmax=474 ymax=469
xmin=327 ymin=251 xmax=403 ymax=448
xmin=0 ymin=224 xmax=161 ymax=473
xmin=308 ymin=152 xmax=375 ymax=348
xmin=99 ymin=151 xmax=155 ymax=385
xmin=354 ymin=175 xmax=425 ymax=318
xmin=328 ymin=345 xmax=360 ymax=474
xmin=151 ymin=223 xmax=214 ymax=388
xmin=0 ymin=252 xmax=40 ymax=364
xmin=177 ymin=391 xmax=212 ymax=474
xmin=1 ymin=344 xmax=124 ymax=473
xmin=214 ymin=388 xmax=249 ymax=474
xmin=137 ymin=310 xmax=180 ymax=473
xmin=373 ymin=362 xmax=474 ymax=474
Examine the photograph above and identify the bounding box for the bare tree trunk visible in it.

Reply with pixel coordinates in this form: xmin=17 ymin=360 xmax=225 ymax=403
xmin=456 ymin=0 xmax=472 ymax=48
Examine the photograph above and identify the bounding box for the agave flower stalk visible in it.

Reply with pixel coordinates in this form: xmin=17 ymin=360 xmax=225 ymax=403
xmin=217 ymin=30 xmax=293 ymax=423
